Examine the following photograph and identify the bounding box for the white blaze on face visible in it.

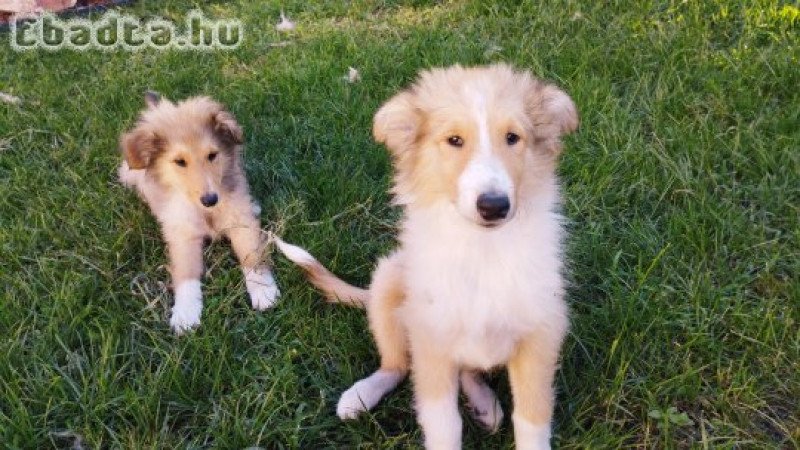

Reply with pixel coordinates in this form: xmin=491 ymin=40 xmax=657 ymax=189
xmin=204 ymin=171 xmax=216 ymax=196
xmin=456 ymin=90 xmax=513 ymax=223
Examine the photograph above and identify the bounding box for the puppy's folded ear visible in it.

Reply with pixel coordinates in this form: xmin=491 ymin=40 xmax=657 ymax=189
xmin=527 ymin=82 xmax=579 ymax=152
xmin=144 ymin=90 xmax=161 ymax=109
xmin=212 ymin=110 xmax=243 ymax=147
xmin=373 ymin=91 xmax=420 ymax=154
xmin=120 ymin=128 xmax=163 ymax=169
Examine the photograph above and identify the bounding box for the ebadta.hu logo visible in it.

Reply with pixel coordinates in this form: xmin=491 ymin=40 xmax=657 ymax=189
xmin=9 ymin=10 xmax=243 ymax=51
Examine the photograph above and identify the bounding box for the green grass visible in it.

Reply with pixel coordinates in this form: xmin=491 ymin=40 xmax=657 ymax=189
xmin=1 ymin=0 xmax=798 ymax=448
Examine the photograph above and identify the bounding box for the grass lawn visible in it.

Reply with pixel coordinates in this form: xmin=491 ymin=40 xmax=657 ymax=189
xmin=1 ymin=1 xmax=798 ymax=448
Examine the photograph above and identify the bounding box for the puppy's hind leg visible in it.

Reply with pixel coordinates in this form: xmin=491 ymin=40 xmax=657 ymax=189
xmin=226 ymin=213 xmax=279 ymax=310
xmin=461 ymin=370 xmax=504 ymax=433
xmin=337 ymin=253 xmax=408 ymax=420
xmin=166 ymin=232 xmax=206 ymax=334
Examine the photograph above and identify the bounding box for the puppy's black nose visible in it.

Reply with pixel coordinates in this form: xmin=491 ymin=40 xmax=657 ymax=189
xmin=476 ymin=193 xmax=510 ymax=221
xmin=200 ymin=193 xmax=218 ymax=208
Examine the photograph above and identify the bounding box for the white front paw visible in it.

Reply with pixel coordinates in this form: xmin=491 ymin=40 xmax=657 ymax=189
xmin=170 ymin=280 xmax=203 ymax=334
xmin=513 ymin=414 xmax=551 ymax=450
xmin=337 ymin=384 xmax=370 ymax=420
xmin=417 ymin=397 xmax=463 ymax=450
xmin=244 ymin=268 xmax=279 ymax=310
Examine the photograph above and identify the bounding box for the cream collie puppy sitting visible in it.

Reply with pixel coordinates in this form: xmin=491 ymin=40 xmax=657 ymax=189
xmin=276 ymin=64 xmax=578 ymax=449
xmin=119 ymin=92 xmax=279 ymax=334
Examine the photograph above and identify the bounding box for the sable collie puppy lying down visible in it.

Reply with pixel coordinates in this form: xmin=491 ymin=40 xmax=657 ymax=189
xmin=119 ymin=93 xmax=279 ymax=334
xmin=276 ymin=64 xmax=578 ymax=449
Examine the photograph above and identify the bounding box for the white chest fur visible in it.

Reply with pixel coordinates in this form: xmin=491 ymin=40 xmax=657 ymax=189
xmin=398 ymin=201 xmax=567 ymax=370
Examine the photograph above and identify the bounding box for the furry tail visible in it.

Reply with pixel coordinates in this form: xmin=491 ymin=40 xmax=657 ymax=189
xmin=274 ymin=237 xmax=369 ymax=307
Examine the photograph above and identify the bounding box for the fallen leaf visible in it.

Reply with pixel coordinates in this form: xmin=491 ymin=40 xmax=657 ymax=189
xmin=268 ymin=41 xmax=292 ymax=48
xmin=276 ymin=10 xmax=295 ymax=32
xmin=483 ymin=44 xmax=503 ymax=58
xmin=0 ymin=92 xmax=22 ymax=105
xmin=49 ymin=430 xmax=85 ymax=450
xmin=344 ymin=66 xmax=361 ymax=83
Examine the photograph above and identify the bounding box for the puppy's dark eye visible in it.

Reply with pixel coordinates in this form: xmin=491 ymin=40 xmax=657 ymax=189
xmin=208 ymin=152 xmax=218 ymax=162
xmin=506 ymin=132 xmax=520 ymax=146
xmin=447 ymin=135 xmax=464 ymax=148
xmin=174 ymin=158 xmax=187 ymax=167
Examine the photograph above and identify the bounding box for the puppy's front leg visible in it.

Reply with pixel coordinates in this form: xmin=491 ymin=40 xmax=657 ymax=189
xmin=227 ymin=220 xmax=279 ymax=310
xmin=411 ymin=334 xmax=461 ymax=450
xmin=166 ymin=233 xmax=205 ymax=334
xmin=507 ymin=327 xmax=566 ymax=450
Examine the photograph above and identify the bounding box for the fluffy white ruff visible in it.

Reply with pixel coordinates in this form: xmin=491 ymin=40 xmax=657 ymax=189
xmin=417 ymin=396 xmax=462 ymax=450
xmin=460 ymin=372 xmax=504 ymax=432
xmin=513 ymin=414 xmax=551 ymax=450
xmin=244 ymin=268 xmax=279 ymax=310
xmin=170 ymin=280 xmax=202 ymax=334
xmin=400 ymin=197 xmax=566 ymax=371
xmin=337 ymin=369 xmax=406 ymax=420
